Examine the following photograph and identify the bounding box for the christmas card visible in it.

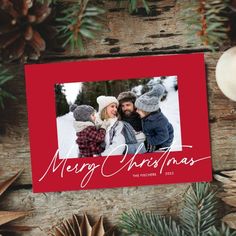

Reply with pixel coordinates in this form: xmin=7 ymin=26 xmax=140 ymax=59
xmin=25 ymin=54 xmax=212 ymax=192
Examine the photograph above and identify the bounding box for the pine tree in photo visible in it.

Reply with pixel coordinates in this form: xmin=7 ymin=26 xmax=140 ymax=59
xmin=75 ymin=78 xmax=155 ymax=110
xmin=75 ymin=89 xmax=85 ymax=106
xmin=55 ymin=84 xmax=69 ymax=117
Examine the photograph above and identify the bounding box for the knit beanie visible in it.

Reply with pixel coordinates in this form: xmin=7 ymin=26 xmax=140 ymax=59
xmin=117 ymin=91 xmax=137 ymax=104
xmin=135 ymin=84 xmax=165 ymax=112
xmin=70 ymin=104 xmax=95 ymax=122
xmin=97 ymin=95 xmax=119 ymax=113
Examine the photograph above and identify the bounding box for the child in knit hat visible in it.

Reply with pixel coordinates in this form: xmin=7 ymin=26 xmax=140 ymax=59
xmin=70 ymin=104 xmax=109 ymax=157
xmin=135 ymin=84 xmax=174 ymax=152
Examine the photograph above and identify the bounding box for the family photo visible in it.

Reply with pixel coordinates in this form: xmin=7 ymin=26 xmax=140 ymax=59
xmin=55 ymin=76 xmax=182 ymax=158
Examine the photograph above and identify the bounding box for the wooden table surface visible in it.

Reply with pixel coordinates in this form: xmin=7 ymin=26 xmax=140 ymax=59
xmin=0 ymin=0 xmax=236 ymax=235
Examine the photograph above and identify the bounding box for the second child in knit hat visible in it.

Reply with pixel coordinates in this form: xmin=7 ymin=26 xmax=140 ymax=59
xmin=135 ymin=84 xmax=174 ymax=152
xmin=70 ymin=104 xmax=110 ymax=157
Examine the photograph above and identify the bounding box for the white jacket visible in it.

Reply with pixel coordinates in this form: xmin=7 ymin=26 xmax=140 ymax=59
xmin=101 ymin=117 xmax=125 ymax=156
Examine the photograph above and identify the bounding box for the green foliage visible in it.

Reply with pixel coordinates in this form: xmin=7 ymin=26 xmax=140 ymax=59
xmin=180 ymin=0 xmax=230 ymax=49
xmin=207 ymin=224 xmax=236 ymax=236
xmin=56 ymin=0 xmax=105 ymax=51
xmin=74 ymin=78 xmax=152 ymax=110
xmin=120 ymin=209 xmax=186 ymax=236
xmin=36 ymin=0 xmax=57 ymax=3
xmin=55 ymin=84 xmax=69 ymax=117
xmin=119 ymin=183 xmax=236 ymax=236
xmin=117 ymin=0 xmax=150 ymax=14
xmin=37 ymin=0 xmax=150 ymax=53
xmin=180 ymin=183 xmax=218 ymax=236
xmin=0 ymin=64 xmax=15 ymax=109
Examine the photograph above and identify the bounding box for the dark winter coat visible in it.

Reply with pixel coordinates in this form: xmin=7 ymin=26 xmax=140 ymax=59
xmin=142 ymin=110 xmax=174 ymax=151
xmin=76 ymin=125 xmax=106 ymax=157
xmin=120 ymin=112 xmax=142 ymax=132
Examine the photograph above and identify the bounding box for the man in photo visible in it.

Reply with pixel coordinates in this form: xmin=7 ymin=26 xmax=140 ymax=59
xmin=117 ymin=91 xmax=146 ymax=153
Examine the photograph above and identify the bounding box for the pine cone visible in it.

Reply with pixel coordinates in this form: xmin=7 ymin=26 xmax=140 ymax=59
xmin=0 ymin=0 xmax=57 ymax=61
xmin=52 ymin=213 xmax=115 ymax=236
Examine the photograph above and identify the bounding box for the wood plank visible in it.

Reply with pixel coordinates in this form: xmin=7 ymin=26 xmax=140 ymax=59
xmin=0 ymin=184 xmax=189 ymax=235
xmin=0 ymin=1 xmax=235 ymax=234
xmin=46 ymin=0 xmax=207 ymax=60
xmin=205 ymin=53 xmax=236 ymax=172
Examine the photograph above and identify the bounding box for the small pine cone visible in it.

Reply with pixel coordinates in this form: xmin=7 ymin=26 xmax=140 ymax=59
xmin=0 ymin=0 xmax=57 ymax=62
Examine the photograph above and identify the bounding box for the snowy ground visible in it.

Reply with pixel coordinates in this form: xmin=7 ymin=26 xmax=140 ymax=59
xmin=56 ymin=112 xmax=78 ymax=158
xmin=56 ymin=76 xmax=182 ymax=158
xmin=161 ymin=76 xmax=182 ymax=151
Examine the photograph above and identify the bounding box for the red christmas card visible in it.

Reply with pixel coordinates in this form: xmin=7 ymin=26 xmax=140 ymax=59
xmin=25 ymin=53 xmax=212 ymax=193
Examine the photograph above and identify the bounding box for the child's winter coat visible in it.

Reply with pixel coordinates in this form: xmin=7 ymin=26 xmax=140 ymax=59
xmin=142 ymin=110 xmax=174 ymax=151
xmin=74 ymin=121 xmax=106 ymax=157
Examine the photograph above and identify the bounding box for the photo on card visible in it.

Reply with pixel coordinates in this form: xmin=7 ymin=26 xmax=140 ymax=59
xmin=55 ymin=76 xmax=182 ymax=159
xmin=25 ymin=54 xmax=212 ymax=193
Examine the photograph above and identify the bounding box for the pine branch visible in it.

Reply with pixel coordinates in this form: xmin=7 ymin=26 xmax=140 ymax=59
xmin=119 ymin=183 xmax=233 ymax=236
xmin=180 ymin=0 xmax=230 ymax=49
xmin=56 ymin=0 xmax=105 ymax=52
xmin=129 ymin=0 xmax=150 ymax=14
xmin=117 ymin=0 xmax=150 ymax=14
xmin=180 ymin=183 xmax=218 ymax=236
xmin=119 ymin=209 xmax=186 ymax=236
xmin=0 ymin=64 xmax=15 ymax=109
xmin=36 ymin=0 xmax=57 ymax=3
xmin=207 ymin=224 xmax=236 ymax=236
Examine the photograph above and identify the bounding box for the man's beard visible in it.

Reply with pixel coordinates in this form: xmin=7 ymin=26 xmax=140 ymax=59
xmin=123 ymin=110 xmax=133 ymax=117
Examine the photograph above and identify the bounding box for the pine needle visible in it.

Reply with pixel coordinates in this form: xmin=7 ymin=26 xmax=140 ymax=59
xmin=207 ymin=223 xmax=236 ymax=236
xmin=0 ymin=64 xmax=15 ymax=109
xmin=56 ymin=0 xmax=105 ymax=52
xmin=116 ymin=0 xmax=150 ymax=14
xmin=119 ymin=183 xmax=235 ymax=236
xmin=179 ymin=0 xmax=230 ymax=49
xmin=119 ymin=209 xmax=186 ymax=236
xmin=180 ymin=183 xmax=218 ymax=236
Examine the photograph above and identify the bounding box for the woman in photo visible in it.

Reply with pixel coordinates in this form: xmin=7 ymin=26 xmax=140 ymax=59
xmin=97 ymin=95 xmax=126 ymax=156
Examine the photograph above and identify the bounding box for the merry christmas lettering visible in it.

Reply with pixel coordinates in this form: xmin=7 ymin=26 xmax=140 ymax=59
xmin=39 ymin=144 xmax=211 ymax=188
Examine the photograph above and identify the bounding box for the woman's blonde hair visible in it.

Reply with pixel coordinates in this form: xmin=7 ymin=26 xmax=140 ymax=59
xmin=100 ymin=108 xmax=109 ymax=121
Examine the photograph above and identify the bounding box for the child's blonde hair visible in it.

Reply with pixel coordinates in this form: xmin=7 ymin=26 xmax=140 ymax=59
xmin=139 ymin=109 xmax=150 ymax=117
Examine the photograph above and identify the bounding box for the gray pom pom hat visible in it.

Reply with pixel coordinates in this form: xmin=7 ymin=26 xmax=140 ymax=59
xmin=70 ymin=104 xmax=95 ymax=122
xmin=135 ymin=84 xmax=165 ymax=113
